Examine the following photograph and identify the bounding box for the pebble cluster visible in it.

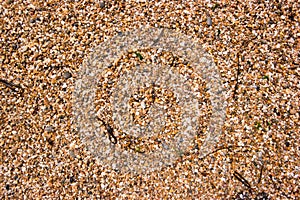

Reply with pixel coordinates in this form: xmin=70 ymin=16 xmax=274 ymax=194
xmin=1 ymin=0 xmax=299 ymax=199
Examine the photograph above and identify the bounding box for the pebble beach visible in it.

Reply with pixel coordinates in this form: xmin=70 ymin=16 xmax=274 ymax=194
xmin=1 ymin=0 xmax=299 ymax=199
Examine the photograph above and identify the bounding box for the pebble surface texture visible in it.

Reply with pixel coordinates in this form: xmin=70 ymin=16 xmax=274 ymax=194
xmin=1 ymin=0 xmax=299 ymax=199
xmin=73 ymin=27 xmax=227 ymax=174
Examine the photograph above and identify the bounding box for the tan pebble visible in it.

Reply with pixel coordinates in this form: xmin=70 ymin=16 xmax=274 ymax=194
xmin=290 ymin=109 xmax=297 ymax=115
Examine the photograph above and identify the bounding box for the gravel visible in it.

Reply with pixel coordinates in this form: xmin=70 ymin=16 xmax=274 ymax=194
xmin=1 ymin=0 xmax=299 ymax=199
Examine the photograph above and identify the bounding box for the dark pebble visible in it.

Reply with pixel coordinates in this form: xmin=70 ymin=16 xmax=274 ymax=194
xmin=45 ymin=125 xmax=54 ymax=132
xmin=285 ymin=141 xmax=290 ymax=147
xmin=100 ymin=1 xmax=105 ymax=8
xmin=70 ymin=176 xmax=76 ymax=183
xmin=63 ymin=71 xmax=72 ymax=79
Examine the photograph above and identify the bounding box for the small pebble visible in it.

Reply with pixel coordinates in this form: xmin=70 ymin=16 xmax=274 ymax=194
xmin=45 ymin=125 xmax=54 ymax=132
xmin=100 ymin=1 xmax=105 ymax=8
xmin=206 ymin=12 xmax=212 ymax=26
xmin=63 ymin=71 xmax=72 ymax=79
